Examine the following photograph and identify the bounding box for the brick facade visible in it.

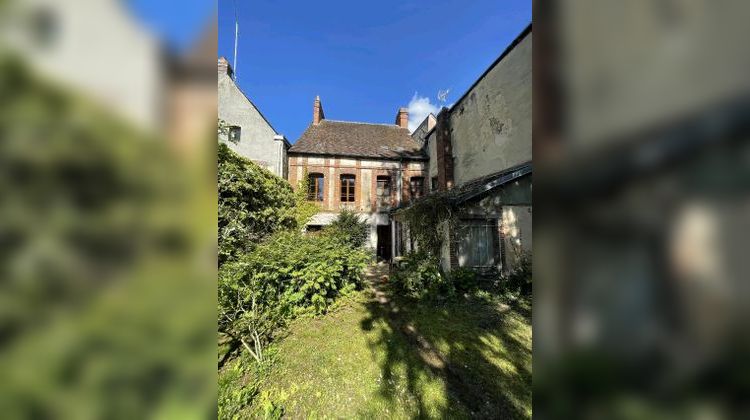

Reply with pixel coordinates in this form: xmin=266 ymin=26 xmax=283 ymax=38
xmin=435 ymin=109 xmax=455 ymax=191
xmin=288 ymin=154 xmax=428 ymax=213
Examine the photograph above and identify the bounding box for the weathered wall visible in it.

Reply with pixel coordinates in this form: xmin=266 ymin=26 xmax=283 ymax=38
xmin=501 ymin=205 xmax=532 ymax=272
xmin=449 ymin=32 xmax=532 ymax=186
xmin=441 ymin=176 xmax=532 ymax=273
xmin=218 ymin=71 xmax=287 ymax=177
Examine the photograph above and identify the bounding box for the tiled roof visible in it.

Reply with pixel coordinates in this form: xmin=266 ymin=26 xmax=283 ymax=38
xmin=289 ymin=120 xmax=427 ymax=160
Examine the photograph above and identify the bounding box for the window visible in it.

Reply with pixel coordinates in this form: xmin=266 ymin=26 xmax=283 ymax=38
xmin=457 ymin=220 xmax=497 ymax=267
xmin=307 ymin=173 xmax=324 ymax=201
xmin=431 ymin=176 xmax=438 ymax=191
xmin=409 ymin=177 xmax=425 ymax=199
xmin=228 ymin=126 xmax=241 ymax=143
xmin=376 ymin=176 xmax=391 ymax=207
xmin=31 ymin=8 xmax=58 ymax=48
xmin=340 ymin=174 xmax=355 ymax=202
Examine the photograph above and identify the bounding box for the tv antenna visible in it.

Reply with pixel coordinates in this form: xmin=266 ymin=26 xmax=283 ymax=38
xmin=232 ymin=0 xmax=239 ymax=81
xmin=438 ymin=89 xmax=450 ymax=103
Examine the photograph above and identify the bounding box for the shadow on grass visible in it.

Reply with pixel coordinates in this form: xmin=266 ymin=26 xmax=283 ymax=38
xmin=359 ymin=279 xmax=532 ymax=419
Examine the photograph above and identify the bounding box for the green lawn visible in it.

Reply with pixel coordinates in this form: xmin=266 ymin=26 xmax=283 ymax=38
xmin=220 ymin=287 xmax=531 ymax=419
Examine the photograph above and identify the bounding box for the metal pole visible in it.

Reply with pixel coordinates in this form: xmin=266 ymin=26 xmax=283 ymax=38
xmin=233 ymin=0 xmax=239 ymax=81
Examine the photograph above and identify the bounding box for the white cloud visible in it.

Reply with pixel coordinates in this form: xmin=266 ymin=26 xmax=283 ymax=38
xmin=406 ymin=92 xmax=439 ymax=133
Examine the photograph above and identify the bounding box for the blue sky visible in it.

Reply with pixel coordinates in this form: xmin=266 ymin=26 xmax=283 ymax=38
xmin=128 ymin=0 xmax=216 ymax=52
xmin=219 ymin=0 xmax=530 ymax=142
xmin=129 ymin=1 xmax=530 ymax=142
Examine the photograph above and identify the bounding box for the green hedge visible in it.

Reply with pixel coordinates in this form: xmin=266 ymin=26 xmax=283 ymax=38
xmin=218 ymin=143 xmax=297 ymax=266
xmin=218 ymin=231 xmax=370 ymax=351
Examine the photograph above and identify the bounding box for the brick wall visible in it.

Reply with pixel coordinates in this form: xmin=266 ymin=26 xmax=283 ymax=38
xmin=289 ymin=154 xmax=427 ymax=213
xmin=435 ymin=109 xmax=455 ymax=191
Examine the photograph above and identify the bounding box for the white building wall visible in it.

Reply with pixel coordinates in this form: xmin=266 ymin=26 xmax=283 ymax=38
xmin=218 ymin=71 xmax=287 ymax=177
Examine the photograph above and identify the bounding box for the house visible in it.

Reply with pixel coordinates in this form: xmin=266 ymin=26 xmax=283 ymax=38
xmin=395 ymin=24 xmax=532 ymax=274
xmin=4 ymin=0 xmax=164 ymax=132
xmin=288 ymin=97 xmax=428 ymax=260
xmin=218 ymin=57 xmax=290 ymax=178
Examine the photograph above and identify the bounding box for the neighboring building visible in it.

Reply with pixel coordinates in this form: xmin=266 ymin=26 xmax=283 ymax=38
xmin=167 ymin=22 xmax=217 ymax=155
xmin=288 ymin=97 xmax=428 ymax=260
xmin=4 ymin=0 xmax=220 ymax=152
xmin=218 ymin=57 xmax=289 ymax=178
xmin=4 ymin=0 xmax=164 ymax=132
xmin=397 ymin=25 xmax=532 ymax=274
xmin=410 ymin=113 xmax=436 ymax=148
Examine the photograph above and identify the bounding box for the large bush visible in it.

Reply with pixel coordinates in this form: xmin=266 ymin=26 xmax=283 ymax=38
xmin=218 ymin=143 xmax=297 ymax=266
xmin=391 ymin=251 xmax=454 ymax=300
xmin=0 ymin=55 xmax=215 ymax=418
xmin=218 ymin=231 xmax=369 ymax=361
xmin=326 ymin=210 xmax=369 ymax=249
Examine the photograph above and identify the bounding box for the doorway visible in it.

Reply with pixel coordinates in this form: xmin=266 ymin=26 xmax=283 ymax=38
xmin=376 ymin=225 xmax=391 ymax=261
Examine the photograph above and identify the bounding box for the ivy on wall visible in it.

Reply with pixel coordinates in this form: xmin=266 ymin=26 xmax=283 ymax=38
xmin=394 ymin=193 xmax=458 ymax=258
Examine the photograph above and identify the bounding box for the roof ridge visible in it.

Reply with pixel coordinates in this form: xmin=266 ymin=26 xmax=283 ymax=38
xmin=322 ymin=119 xmax=404 ymax=128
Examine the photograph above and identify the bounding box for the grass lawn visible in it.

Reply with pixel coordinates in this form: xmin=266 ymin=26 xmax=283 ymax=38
xmin=219 ymin=287 xmax=531 ymax=419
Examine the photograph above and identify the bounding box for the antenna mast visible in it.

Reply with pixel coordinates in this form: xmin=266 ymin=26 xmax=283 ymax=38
xmin=232 ymin=0 xmax=239 ymax=81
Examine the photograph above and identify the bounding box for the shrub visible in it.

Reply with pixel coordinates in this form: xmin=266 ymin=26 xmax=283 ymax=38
xmin=218 ymin=231 xmax=370 ymax=361
xmin=391 ymin=251 xmax=454 ymax=300
xmin=451 ymin=267 xmax=478 ymax=292
xmin=326 ymin=210 xmax=369 ymax=249
xmin=218 ymin=143 xmax=297 ymax=267
xmin=504 ymin=251 xmax=532 ymax=296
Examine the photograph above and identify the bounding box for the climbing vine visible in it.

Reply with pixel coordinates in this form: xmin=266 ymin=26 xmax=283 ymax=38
xmin=395 ymin=193 xmax=458 ymax=257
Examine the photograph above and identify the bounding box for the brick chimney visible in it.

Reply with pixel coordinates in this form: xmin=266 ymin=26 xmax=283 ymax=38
xmin=218 ymin=57 xmax=233 ymax=79
xmin=395 ymin=107 xmax=409 ymax=129
xmin=313 ymin=95 xmax=325 ymax=125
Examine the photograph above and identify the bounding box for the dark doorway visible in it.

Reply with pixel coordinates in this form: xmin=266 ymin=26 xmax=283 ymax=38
xmin=376 ymin=225 xmax=391 ymax=261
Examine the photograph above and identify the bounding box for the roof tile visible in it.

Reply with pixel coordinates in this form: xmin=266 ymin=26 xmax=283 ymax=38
xmin=289 ymin=120 xmax=426 ymax=159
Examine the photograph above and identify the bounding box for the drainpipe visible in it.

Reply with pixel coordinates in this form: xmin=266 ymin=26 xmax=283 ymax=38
xmin=273 ymin=135 xmax=285 ymax=177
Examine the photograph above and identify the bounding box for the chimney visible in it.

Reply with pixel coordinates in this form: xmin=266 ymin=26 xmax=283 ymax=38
xmin=218 ymin=57 xmax=234 ymax=79
xmin=395 ymin=107 xmax=409 ymax=129
xmin=313 ymin=95 xmax=325 ymax=125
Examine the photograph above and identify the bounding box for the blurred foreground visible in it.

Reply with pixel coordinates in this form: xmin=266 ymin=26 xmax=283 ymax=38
xmin=0 ymin=1 xmax=217 ymax=418
xmin=534 ymin=1 xmax=750 ymax=419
